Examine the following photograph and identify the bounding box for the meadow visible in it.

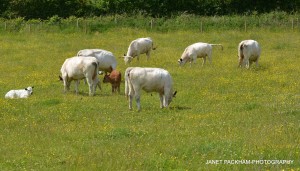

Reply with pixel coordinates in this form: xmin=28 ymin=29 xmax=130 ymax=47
xmin=0 ymin=27 xmax=299 ymax=170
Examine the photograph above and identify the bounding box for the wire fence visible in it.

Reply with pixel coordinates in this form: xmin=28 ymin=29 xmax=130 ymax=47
xmin=0 ymin=15 xmax=299 ymax=33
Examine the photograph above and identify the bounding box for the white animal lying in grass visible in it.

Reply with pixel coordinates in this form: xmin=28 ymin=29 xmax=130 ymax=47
xmin=5 ymin=86 xmax=34 ymax=99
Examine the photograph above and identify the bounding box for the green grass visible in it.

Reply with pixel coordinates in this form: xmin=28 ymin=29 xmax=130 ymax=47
xmin=0 ymin=28 xmax=299 ymax=170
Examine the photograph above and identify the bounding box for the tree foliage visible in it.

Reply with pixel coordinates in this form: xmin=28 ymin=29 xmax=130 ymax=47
xmin=0 ymin=0 xmax=299 ymax=19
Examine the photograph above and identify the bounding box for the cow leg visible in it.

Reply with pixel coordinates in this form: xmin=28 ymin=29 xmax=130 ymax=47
xmin=111 ymin=85 xmax=114 ymax=93
xmin=207 ymin=54 xmax=212 ymax=64
xmin=135 ymin=94 xmax=141 ymax=111
xmin=86 ymin=78 xmax=94 ymax=96
xmin=146 ymin=51 xmax=150 ymax=60
xmin=75 ymin=80 xmax=79 ymax=94
xmin=117 ymin=85 xmax=120 ymax=94
xmin=202 ymin=57 xmax=206 ymax=66
xmin=96 ymin=77 xmax=101 ymax=91
xmin=128 ymin=82 xmax=135 ymax=109
xmin=64 ymin=80 xmax=70 ymax=93
xmin=94 ymin=77 xmax=100 ymax=92
xmin=245 ymin=60 xmax=250 ymax=69
xmin=255 ymin=57 xmax=259 ymax=67
xmin=97 ymin=82 xmax=101 ymax=91
xmin=163 ymin=93 xmax=169 ymax=108
xmin=189 ymin=58 xmax=193 ymax=67
xmin=133 ymin=88 xmax=141 ymax=111
xmin=129 ymin=94 xmax=133 ymax=110
xmin=159 ymin=93 xmax=164 ymax=108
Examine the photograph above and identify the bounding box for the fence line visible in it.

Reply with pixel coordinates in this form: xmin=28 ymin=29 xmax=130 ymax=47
xmin=0 ymin=18 xmax=299 ymax=33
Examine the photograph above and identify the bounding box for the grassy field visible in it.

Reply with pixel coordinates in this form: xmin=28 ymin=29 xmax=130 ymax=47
xmin=0 ymin=28 xmax=299 ymax=170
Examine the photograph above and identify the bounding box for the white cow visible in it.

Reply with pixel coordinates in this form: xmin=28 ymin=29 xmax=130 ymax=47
xmin=123 ymin=37 xmax=156 ymax=65
xmin=5 ymin=86 xmax=34 ymax=99
xmin=178 ymin=42 xmax=223 ymax=66
xmin=77 ymin=49 xmax=117 ymax=73
xmin=238 ymin=40 xmax=261 ymax=68
xmin=125 ymin=67 xmax=177 ymax=111
xmin=59 ymin=57 xmax=99 ymax=96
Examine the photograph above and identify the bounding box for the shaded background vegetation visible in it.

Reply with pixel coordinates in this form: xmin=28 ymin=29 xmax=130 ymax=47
xmin=0 ymin=0 xmax=299 ymax=19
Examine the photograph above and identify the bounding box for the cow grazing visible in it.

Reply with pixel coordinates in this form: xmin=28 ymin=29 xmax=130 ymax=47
xmin=238 ymin=40 xmax=261 ymax=68
xmin=5 ymin=86 xmax=34 ymax=99
xmin=103 ymin=70 xmax=122 ymax=93
xmin=59 ymin=56 xmax=99 ymax=96
xmin=125 ymin=67 xmax=177 ymax=111
xmin=77 ymin=49 xmax=117 ymax=73
xmin=123 ymin=37 xmax=156 ymax=65
xmin=178 ymin=42 xmax=223 ymax=66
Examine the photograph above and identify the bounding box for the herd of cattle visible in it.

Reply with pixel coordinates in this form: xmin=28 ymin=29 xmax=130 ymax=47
xmin=5 ymin=37 xmax=261 ymax=111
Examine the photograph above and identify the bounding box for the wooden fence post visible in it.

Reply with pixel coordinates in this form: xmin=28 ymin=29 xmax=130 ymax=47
xmin=292 ymin=18 xmax=294 ymax=30
xmin=85 ymin=20 xmax=87 ymax=34
xmin=150 ymin=19 xmax=153 ymax=29
xmin=200 ymin=21 xmax=203 ymax=32
xmin=244 ymin=20 xmax=247 ymax=32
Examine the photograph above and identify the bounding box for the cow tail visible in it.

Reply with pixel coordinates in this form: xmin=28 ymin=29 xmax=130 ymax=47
xmin=238 ymin=43 xmax=245 ymax=66
xmin=92 ymin=62 xmax=98 ymax=80
xmin=125 ymin=68 xmax=133 ymax=99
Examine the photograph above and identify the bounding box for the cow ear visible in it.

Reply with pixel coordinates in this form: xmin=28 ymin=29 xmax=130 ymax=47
xmin=25 ymin=88 xmax=28 ymax=90
xmin=173 ymin=91 xmax=177 ymax=97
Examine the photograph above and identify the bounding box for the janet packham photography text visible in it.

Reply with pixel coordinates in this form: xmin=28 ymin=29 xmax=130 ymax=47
xmin=206 ymin=160 xmax=294 ymax=165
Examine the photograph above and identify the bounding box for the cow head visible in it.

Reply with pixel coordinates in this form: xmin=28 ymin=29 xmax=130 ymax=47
xmin=123 ymin=53 xmax=134 ymax=65
xmin=59 ymin=75 xmax=63 ymax=81
xmin=178 ymin=58 xmax=184 ymax=66
xmin=25 ymin=86 xmax=34 ymax=95
xmin=173 ymin=91 xmax=177 ymax=97
xmin=103 ymin=74 xmax=110 ymax=83
xmin=167 ymin=91 xmax=178 ymax=105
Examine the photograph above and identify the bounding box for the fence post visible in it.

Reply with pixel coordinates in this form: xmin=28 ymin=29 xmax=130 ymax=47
xmin=244 ymin=20 xmax=247 ymax=32
xmin=200 ymin=21 xmax=203 ymax=32
xmin=84 ymin=20 xmax=87 ymax=34
xmin=4 ymin=22 xmax=7 ymax=31
xmin=292 ymin=18 xmax=294 ymax=30
xmin=77 ymin=18 xmax=79 ymax=29
xmin=150 ymin=19 xmax=153 ymax=29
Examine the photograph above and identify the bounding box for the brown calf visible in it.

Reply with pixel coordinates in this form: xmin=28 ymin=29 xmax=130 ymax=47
xmin=103 ymin=70 xmax=121 ymax=93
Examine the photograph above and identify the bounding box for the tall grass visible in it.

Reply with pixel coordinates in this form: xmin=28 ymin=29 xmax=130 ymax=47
xmin=0 ymin=27 xmax=299 ymax=170
xmin=0 ymin=11 xmax=299 ymax=33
